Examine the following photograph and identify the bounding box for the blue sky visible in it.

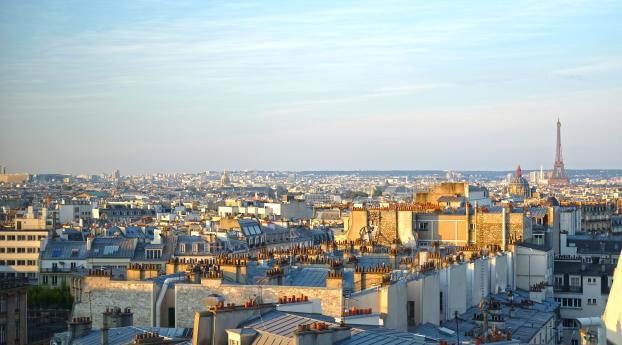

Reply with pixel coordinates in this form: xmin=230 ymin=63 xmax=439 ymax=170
xmin=1 ymin=0 xmax=621 ymax=174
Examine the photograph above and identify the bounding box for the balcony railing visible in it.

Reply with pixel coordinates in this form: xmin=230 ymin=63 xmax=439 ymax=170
xmin=554 ymin=284 xmax=582 ymax=293
xmin=40 ymin=267 xmax=85 ymax=273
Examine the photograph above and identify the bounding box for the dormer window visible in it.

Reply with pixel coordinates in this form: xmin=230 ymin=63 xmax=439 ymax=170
xmin=145 ymin=248 xmax=162 ymax=259
xmin=180 ymin=244 xmax=186 ymax=253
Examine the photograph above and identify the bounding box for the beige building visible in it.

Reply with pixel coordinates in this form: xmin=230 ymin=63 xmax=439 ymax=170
xmin=345 ymin=204 xmax=531 ymax=249
xmin=0 ymin=228 xmax=48 ymax=282
xmin=0 ymin=173 xmax=29 ymax=184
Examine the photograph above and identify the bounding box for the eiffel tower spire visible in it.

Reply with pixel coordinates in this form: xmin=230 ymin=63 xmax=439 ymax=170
xmin=549 ymin=118 xmax=569 ymax=186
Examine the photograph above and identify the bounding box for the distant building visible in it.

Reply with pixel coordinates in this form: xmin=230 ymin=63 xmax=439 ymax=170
xmin=0 ymin=173 xmax=29 ymax=184
xmin=220 ymin=170 xmax=231 ymax=187
xmin=58 ymin=199 xmax=94 ymax=225
xmin=508 ymin=165 xmax=531 ymax=198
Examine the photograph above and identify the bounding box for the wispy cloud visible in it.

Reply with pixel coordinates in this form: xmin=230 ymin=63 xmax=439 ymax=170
xmin=555 ymin=58 xmax=622 ymax=79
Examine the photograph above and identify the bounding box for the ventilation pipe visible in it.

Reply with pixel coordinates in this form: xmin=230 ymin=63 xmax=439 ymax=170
xmin=154 ymin=275 xmax=186 ymax=327
xmin=576 ymin=317 xmax=606 ymax=345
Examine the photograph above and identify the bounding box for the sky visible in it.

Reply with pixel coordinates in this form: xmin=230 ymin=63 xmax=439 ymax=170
xmin=1 ymin=0 xmax=621 ymax=174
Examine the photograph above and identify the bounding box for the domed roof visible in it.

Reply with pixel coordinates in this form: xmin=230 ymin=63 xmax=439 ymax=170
xmin=509 ymin=164 xmax=530 ymax=198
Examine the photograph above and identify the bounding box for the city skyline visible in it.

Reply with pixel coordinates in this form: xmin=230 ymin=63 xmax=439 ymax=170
xmin=1 ymin=0 xmax=622 ymax=174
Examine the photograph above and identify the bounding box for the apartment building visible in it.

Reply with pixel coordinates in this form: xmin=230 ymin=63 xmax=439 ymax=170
xmin=0 ymin=278 xmax=28 ymax=345
xmin=0 ymin=228 xmax=48 ymax=282
xmin=554 ymin=256 xmax=615 ymax=345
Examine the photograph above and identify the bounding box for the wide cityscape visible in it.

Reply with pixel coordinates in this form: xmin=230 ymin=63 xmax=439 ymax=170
xmin=2 ymin=1 xmax=622 ymax=345
xmin=0 ymin=119 xmax=621 ymax=345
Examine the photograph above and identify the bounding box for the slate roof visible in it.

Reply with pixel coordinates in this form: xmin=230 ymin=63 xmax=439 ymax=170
xmin=241 ymin=311 xmax=432 ymax=345
xmin=566 ymin=235 xmax=622 ymax=255
xmin=53 ymin=326 xmax=191 ymax=345
xmin=174 ymin=235 xmax=220 ymax=256
xmin=285 ymin=268 xmax=328 ymax=287
xmin=41 ymin=240 xmax=87 ymax=260
xmin=88 ymin=237 xmax=137 ymax=258
xmin=414 ymin=290 xmax=557 ymax=344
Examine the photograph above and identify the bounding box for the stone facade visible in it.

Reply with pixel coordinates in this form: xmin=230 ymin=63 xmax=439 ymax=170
xmin=174 ymin=282 xmax=343 ymax=328
xmin=474 ymin=211 xmax=528 ymax=248
xmin=346 ymin=208 xmax=398 ymax=245
xmin=72 ymin=276 xmax=154 ymax=329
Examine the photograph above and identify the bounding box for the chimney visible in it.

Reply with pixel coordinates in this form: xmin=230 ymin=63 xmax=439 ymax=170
xmin=152 ymin=229 xmax=162 ymax=245
xmin=86 ymin=234 xmax=94 ymax=251
xmin=102 ymin=313 xmax=109 ymax=345
xmin=68 ymin=317 xmax=92 ymax=341
xmin=292 ymin=323 xmax=351 ymax=345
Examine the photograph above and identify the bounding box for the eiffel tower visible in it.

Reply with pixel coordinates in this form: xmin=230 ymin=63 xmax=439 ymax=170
xmin=549 ymin=119 xmax=570 ymax=186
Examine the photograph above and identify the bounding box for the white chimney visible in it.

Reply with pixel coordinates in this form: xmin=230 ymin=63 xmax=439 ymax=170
xmin=152 ymin=229 xmax=162 ymax=245
xmin=86 ymin=235 xmax=94 ymax=251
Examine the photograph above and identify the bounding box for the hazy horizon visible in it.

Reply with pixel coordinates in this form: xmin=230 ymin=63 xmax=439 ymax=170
xmin=1 ymin=1 xmax=621 ymax=174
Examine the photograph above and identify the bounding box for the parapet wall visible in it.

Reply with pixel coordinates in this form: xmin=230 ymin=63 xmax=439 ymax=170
xmin=175 ymin=283 xmax=343 ymax=328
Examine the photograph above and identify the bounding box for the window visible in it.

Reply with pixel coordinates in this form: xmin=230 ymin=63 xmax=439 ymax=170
xmin=562 ymin=319 xmax=578 ymax=328
xmin=17 ymin=248 xmax=25 ymax=253
xmin=7 ymin=248 xmax=15 ymax=253
xmin=27 ymin=235 xmax=35 ymax=241
xmin=0 ymin=248 xmax=4 ymax=253
xmin=27 ymin=260 xmax=35 ymax=266
xmin=17 ymin=235 xmax=25 ymax=241
xmin=52 ymin=276 xmax=58 ymax=285
xmin=561 ymin=298 xmax=582 ymax=308
xmin=42 ymin=276 xmax=48 ymax=284
xmin=179 ymin=244 xmax=186 ymax=253
xmin=569 ymin=276 xmax=581 ymax=287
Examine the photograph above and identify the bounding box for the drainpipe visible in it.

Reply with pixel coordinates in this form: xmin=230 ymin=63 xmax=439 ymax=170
xmin=576 ymin=317 xmax=606 ymax=345
xmin=154 ymin=275 xmax=186 ymax=327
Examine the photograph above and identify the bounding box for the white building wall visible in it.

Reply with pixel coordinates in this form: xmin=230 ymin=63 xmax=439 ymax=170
xmin=515 ymin=246 xmax=552 ymax=290
xmin=407 ymin=272 xmax=440 ymax=326
xmin=490 ymin=253 xmax=509 ymax=294
xmin=468 ymin=258 xmax=491 ymax=307
xmin=440 ymin=263 xmax=467 ymax=322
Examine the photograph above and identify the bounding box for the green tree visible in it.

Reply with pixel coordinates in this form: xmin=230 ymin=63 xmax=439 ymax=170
xmin=28 ymin=282 xmax=73 ymax=309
